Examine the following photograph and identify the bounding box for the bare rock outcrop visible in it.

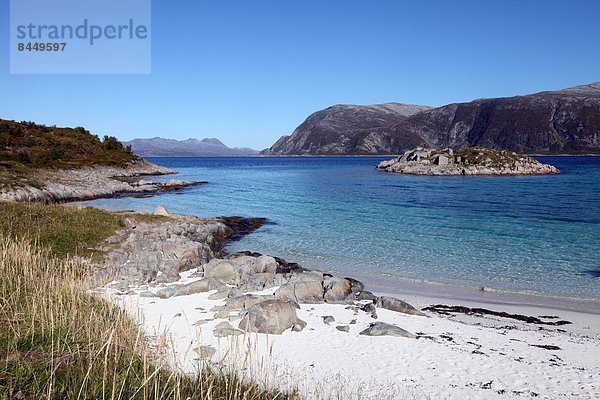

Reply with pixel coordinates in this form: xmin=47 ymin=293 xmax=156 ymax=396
xmin=0 ymin=159 xmax=203 ymax=203
xmin=98 ymin=210 xmax=425 ymax=337
xmin=377 ymin=147 xmax=559 ymax=176
xmin=275 ymin=272 xmax=324 ymax=304
xmin=94 ymin=212 xmax=233 ymax=286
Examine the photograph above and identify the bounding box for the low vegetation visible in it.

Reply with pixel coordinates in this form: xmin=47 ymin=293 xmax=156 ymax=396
xmin=0 ymin=202 xmax=297 ymax=399
xmin=0 ymin=119 xmax=138 ymax=188
xmin=430 ymin=147 xmax=529 ymax=167
xmin=0 ymin=202 xmax=125 ymax=258
xmin=0 ymin=203 xmax=168 ymax=258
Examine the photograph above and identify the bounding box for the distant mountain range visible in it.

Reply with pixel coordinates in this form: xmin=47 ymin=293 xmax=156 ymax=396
xmin=122 ymin=137 xmax=259 ymax=157
xmin=262 ymin=82 xmax=600 ymax=155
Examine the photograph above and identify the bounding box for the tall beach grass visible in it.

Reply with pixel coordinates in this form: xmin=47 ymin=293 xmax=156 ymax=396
xmin=0 ymin=202 xmax=296 ymax=399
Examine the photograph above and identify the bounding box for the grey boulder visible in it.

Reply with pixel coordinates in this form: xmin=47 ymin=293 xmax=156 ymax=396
xmin=193 ymin=345 xmax=216 ymax=359
xmin=154 ymin=205 xmax=170 ymax=217
xmin=275 ymin=278 xmax=324 ymax=304
xmin=226 ymin=294 xmax=275 ymax=310
xmin=356 ymin=290 xmax=377 ymax=301
xmin=155 ymin=284 xmax=182 ymax=299
xmin=239 ymin=299 xmax=300 ymax=335
xmin=291 ymin=319 xmax=307 ymax=332
xmin=323 ymin=276 xmax=355 ymax=303
xmin=361 ymin=302 xmax=378 ymax=319
xmin=359 ymin=322 xmax=416 ymax=338
xmin=172 ymin=278 xmax=224 ymax=297
xmin=203 ymin=259 xmax=255 ymax=286
xmin=254 ymin=255 xmax=279 ymax=273
xmin=376 ymin=296 xmax=425 ymax=316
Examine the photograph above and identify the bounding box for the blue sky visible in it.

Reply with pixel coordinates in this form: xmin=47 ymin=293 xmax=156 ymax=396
xmin=1 ymin=0 xmax=599 ymax=149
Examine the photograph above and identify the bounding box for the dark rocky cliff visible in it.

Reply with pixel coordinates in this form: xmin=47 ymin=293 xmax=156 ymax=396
xmin=263 ymin=82 xmax=600 ymax=155
xmin=262 ymin=103 xmax=431 ymax=155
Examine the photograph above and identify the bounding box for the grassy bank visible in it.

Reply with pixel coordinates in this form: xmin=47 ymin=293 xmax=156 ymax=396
xmin=0 ymin=202 xmax=168 ymax=258
xmin=0 ymin=202 xmax=297 ymax=399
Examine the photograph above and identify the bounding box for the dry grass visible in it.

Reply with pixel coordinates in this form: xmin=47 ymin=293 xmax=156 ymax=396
xmin=0 ymin=201 xmax=297 ymax=399
xmin=0 ymin=202 xmax=125 ymax=258
xmin=0 ymin=238 xmax=297 ymax=399
xmin=0 ymin=202 xmax=168 ymax=258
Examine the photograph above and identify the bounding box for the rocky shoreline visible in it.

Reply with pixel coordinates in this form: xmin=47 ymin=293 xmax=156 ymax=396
xmin=98 ymin=206 xmax=425 ymax=337
xmin=3 ymin=160 xmax=595 ymax=398
xmin=99 ymin=206 xmax=576 ymax=339
xmin=377 ymin=147 xmax=560 ymax=176
xmin=101 ymin=206 xmax=600 ymax=399
xmin=0 ymin=159 xmax=203 ymax=203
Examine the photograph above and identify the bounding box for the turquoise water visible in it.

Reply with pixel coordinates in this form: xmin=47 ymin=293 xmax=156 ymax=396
xmin=85 ymin=156 xmax=600 ymax=300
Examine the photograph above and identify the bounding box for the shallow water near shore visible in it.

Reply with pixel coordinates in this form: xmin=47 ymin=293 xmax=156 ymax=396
xmin=83 ymin=156 xmax=600 ymax=306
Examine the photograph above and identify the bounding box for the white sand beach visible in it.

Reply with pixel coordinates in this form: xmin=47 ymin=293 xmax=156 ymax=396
xmin=105 ymin=270 xmax=600 ymax=400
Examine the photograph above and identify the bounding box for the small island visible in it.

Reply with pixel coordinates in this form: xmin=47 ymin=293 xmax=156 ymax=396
xmin=377 ymin=147 xmax=560 ymax=176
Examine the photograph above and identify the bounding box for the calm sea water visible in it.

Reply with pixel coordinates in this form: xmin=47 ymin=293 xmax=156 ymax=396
xmin=85 ymin=156 xmax=600 ymax=300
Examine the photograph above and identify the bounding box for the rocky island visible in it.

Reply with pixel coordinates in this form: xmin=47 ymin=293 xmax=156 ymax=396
xmin=377 ymin=147 xmax=560 ymax=175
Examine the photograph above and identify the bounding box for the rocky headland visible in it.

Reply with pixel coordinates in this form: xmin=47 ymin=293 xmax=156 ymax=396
xmin=0 ymin=159 xmax=203 ymax=203
xmin=98 ymin=206 xmax=424 ymax=337
xmin=377 ymin=147 xmax=560 ymax=176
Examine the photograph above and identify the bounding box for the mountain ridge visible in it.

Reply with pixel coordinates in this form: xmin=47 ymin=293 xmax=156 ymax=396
xmin=262 ymin=82 xmax=600 ymax=155
xmin=123 ymin=137 xmax=259 ymax=157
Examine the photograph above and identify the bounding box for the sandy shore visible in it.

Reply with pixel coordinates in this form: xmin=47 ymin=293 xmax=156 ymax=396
xmin=105 ymin=269 xmax=600 ymax=400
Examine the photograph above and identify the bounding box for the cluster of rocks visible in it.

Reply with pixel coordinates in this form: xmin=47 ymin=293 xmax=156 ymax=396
xmin=95 ymin=216 xmax=227 ymax=287
xmin=377 ymin=147 xmax=560 ymax=176
xmin=0 ymin=159 xmax=203 ymax=203
xmin=147 ymin=252 xmax=425 ymax=337
xmin=103 ymin=207 xmax=424 ymax=338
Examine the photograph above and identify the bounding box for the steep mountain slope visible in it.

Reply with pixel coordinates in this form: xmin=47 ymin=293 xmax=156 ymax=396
xmin=123 ymin=137 xmax=259 ymax=157
xmin=262 ymin=103 xmax=431 ymax=155
xmin=263 ymin=83 xmax=600 ymax=155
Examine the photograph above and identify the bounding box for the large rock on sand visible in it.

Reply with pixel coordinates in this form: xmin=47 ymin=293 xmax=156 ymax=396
xmin=203 ymin=258 xmax=255 ymax=285
xmin=213 ymin=321 xmax=244 ymax=337
xmin=154 ymin=278 xmax=224 ymax=298
xmin=239 ymin=299 xmax=300 ymax=334
xmin=275 ymin=272 xmax=324 ymax=304
xmin=359 ymin=322 xmax=416 ymax=338
xmin=173 ymin=278 xmax=224 ymax=296
xmin=376 ymin=296 xmax=425 ymax=316
xmin=323 ymin=276 xmax=355 ymax=303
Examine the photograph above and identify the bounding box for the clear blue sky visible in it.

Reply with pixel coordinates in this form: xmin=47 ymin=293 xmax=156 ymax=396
xmin=1 ymin=0 xmax=599 ymax=149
